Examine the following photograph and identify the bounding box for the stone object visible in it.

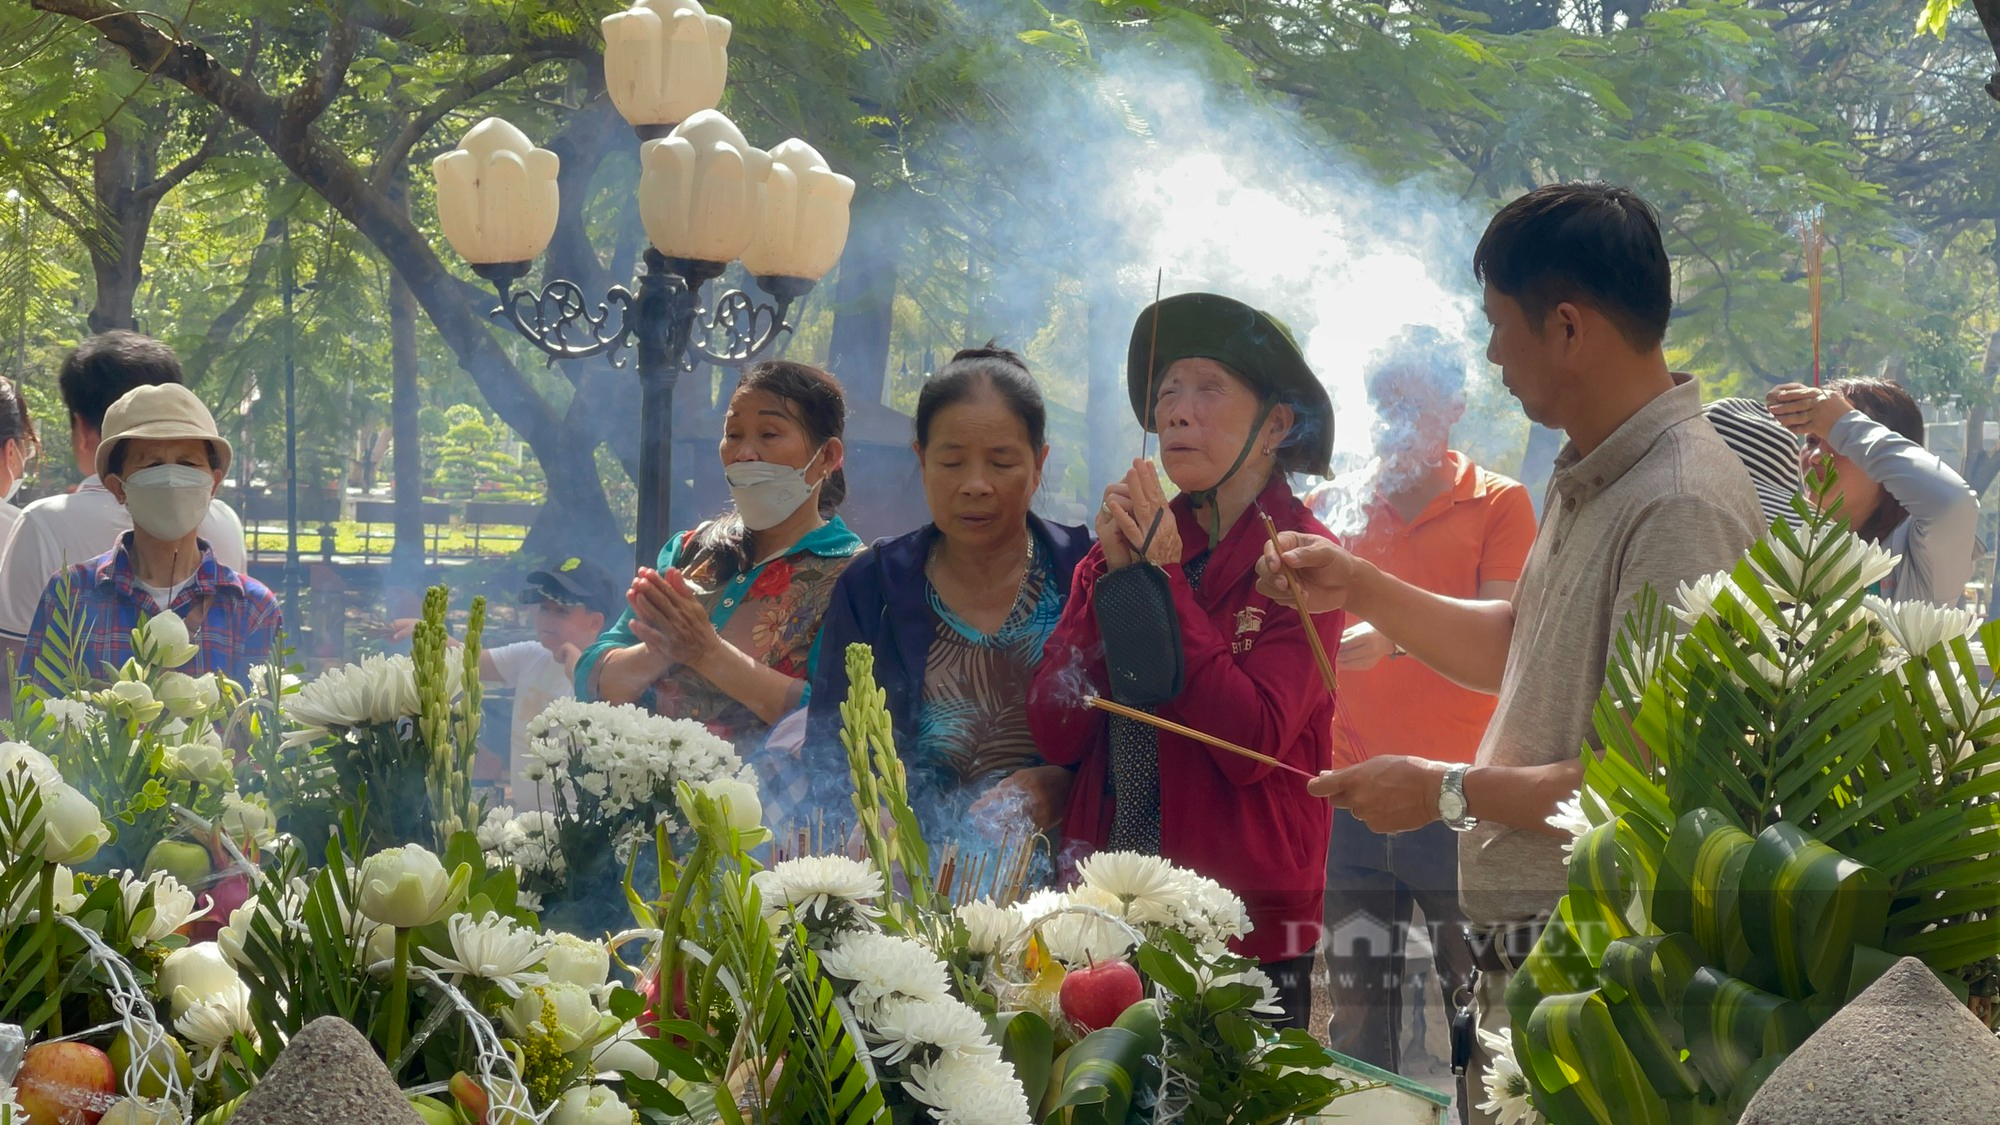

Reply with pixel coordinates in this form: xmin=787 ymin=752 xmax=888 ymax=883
xmin=1740 ymin=956 xmax=2000 ymax=1124
xmin=228 ymin=1016 xmax=424 ymax=1125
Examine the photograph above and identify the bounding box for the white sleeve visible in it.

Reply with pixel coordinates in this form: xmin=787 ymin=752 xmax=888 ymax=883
xmin=485 ymin=641 xmax=545 ymax=687
xmin=203 ymin=500 xmax=248 ymax=573
xmin=0 ymin=511 xmax=61 ymax=641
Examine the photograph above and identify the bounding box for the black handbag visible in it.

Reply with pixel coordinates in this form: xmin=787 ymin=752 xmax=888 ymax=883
xmin=1094 ymin=508 xmax=1186 ymax=707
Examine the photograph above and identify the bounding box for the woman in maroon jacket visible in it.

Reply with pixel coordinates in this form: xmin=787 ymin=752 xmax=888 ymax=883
xmin=1027 ymin=292 xmax=1343 ymax=1029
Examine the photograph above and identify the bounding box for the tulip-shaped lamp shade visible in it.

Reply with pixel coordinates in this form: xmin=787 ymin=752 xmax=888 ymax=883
xmin=431 ymin=118 xmax=561 ymax=266
xmin=638 ymin=110 xmax=773 ymax=265
xmin=603 ymin=0 xmax=731 ymax=131
xmin=740 ymin=139 xmax=855 ymax=282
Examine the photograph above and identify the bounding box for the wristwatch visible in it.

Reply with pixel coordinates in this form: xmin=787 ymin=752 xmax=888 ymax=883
xmin=1438 ymin=764 xmax=1478 ymax=832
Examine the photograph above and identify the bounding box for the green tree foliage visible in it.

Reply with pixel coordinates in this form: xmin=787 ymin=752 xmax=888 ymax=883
xmin=7 ymin=0 xmax=2000 ymax=543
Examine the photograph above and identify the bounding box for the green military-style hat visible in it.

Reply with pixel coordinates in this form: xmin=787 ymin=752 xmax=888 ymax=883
xmin=1126 ymin=292 xmax=1334 ymax=478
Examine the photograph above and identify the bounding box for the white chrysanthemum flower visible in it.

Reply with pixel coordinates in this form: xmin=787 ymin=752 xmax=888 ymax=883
xmin=477 ymin=805 xmax=517 ymax=851
xmin=955 ymin=898 xmax=1028 ymax=958
xmin=1671 ymin=571 xmax=1739 ymax=627
xmin=1 ymin=1086 xmax=24 ymax=1124
xmin=1867 ymin=596 xmax=1979 ymax=658
xmin=904 ymin=1052 xmax=1032 ymax=1125
xmin=1752 ymin=522 xmax=1898 ymax=600
xmin=1548 ymin=793 xmax=1590 ymax=858
xmin=285 ymin=653 xmax=462 ymax=742
xmin=1076 ymin=852 xmax=1183 ymax=920
xmin=1171 ymin=873 xmax=1252 ymax=952
xmin=818 ymin=932 xmax=951 ymax=1019
xmin=120 ymin=871 xmax=210 ymax=947
xmin=422 ymin=911 xmax=550 ymax=995
xmin=176 ymin=986 xmax=258 ymax=1074
xmin=41 ymin=698 xmax=100 ymax=735
xmin=245 ymin=663 xmax=301 ymax=697
xmin=1478 ymin=1027 xmax=1539 ymax=1125
xmin=1201 ymin=965 xmax=1283 ymax=1014
xmin=1032 ymin=888 xmax=1135 ymax=968
xmin=868 ymin=996 xmax=1002 ymax=1065
xmin=752 ymin=855 xmax=884 ymax=925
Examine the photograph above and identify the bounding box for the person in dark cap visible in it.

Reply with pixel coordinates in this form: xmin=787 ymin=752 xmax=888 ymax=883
xmin=1027 ymin=291 xmax=1345 ymax=1030
xmin=394 ymin=555 xmax=621 ymax=809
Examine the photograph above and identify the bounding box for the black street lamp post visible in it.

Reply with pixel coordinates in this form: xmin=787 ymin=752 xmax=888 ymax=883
xmin=432 ymin=1 xmax=851 ymax=570
xmin=471 ymin=252 xmax=811 ymax=569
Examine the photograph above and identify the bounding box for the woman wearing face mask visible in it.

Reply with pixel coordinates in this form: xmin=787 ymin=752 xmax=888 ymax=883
xmin=1026 ymin=293 xmax=1344 ymax=1030
xmin=802 ymin=346 xmax=1093 ymax=877
xmin=0 ymin=376 xmax=40 ymax=550
xmin=577 ymin=360 xmax=861 ymax=750
xmin=17 ymin=384 xmax=279 ymax=693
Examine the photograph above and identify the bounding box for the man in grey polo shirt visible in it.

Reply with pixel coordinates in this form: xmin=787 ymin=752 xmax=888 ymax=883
xmin=1260 ymin=182 xmax=1762 ymax=1123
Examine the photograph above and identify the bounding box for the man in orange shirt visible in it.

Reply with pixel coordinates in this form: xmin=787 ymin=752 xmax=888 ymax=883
xmin=1307 ymin=327 xmax=1536 ymax=1080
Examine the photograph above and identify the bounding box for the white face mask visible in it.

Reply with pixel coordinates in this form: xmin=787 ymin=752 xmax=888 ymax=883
xmin=725 ymin=445 xmax=825 ymax=531
xmin=121 ymin=463 xmax=214 ymax=540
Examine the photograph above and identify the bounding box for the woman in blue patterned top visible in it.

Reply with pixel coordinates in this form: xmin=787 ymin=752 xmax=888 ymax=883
xmin=805 ymin=347 xmax=1092 ymax=876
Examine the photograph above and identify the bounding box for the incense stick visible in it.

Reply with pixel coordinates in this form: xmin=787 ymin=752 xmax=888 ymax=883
xmin=1088 ymin=695 xmax=1315 ymax=779
xmin=1256 ymin=506 xmax=1338 ymax=695
xmin=1139 ymin=268 xmax=1163 ymax=462
xmin=1803 ymin=210 xmax=1824 ymax=387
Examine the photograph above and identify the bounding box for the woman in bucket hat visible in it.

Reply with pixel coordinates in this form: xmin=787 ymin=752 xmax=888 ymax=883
xmin=17 ymin=383 xmax=278 ymax=693
xmin=1026 ymin=292 xmax=1345 ymax=1029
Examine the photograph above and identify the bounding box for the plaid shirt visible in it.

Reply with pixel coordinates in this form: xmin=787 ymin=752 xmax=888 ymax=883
xmin=17 ymin=534 xmax=280 ymax=694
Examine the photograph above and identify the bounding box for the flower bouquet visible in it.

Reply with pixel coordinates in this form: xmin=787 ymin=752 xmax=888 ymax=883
xmin=622 ymin=643 xmax=1363 ymax=1124
xmin=1494 ymin=490 xmax=2000 ymax=1125
xmin=284 ymin=586 xmax=484 ymax=853
xmin=480 ymin=697 xmax=748 ymax=933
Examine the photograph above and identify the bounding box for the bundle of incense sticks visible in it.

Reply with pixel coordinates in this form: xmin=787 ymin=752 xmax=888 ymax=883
xmin=1257 ymin=507 xmax=1338 ymax=694
xmin=1140 ymin=268 xmax=1163 ymax=461
xmin=1088 ymin=694 xmax=1315 ymax=779
xmin=933 ymin=831 xmax=1040 ymax=907
xmin=1804 ymin=209 xmax=1824 ymax=386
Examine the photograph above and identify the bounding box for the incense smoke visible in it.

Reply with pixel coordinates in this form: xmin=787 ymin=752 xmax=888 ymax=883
xmin=929 ymin=48 xmax=1527 ymax=512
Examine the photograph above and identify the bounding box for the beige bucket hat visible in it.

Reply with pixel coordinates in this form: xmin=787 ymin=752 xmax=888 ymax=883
xmin=95 ymin=383 xmax=234 ymax=481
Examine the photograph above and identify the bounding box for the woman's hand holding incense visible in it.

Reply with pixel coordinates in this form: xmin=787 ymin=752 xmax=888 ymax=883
xmin=1100 ymin=459 xmax=1179 ymax=572
xmin=1766 ymin=383 xmax=1850 ymax=441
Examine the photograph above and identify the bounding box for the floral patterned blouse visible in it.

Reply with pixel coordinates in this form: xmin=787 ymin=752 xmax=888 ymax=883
xmin=576 ymin=516 xmax=862 ymax=748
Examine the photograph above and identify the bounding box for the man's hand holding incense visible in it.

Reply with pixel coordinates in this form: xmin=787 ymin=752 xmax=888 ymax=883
xmin=1257 ymin=532 xmax=1362 ymax=615
xmin=1308 ymin=755 xmax=1445 ymax=834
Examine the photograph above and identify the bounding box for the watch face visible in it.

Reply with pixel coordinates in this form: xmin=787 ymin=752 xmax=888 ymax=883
xmin=1438 ymin=789 xmax=1466 ymax=821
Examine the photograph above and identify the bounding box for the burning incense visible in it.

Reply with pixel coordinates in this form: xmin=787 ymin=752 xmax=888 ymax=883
xmin=1139 ymin=268 xmax=1163 ymax=462
xmin=1087 ymin=695 xmax=1315 ymax=779
xmin=1803 ymin=209 xmax=1824 ymax=386
xmin=1257 ymin=506 xmax=1338 ymax=696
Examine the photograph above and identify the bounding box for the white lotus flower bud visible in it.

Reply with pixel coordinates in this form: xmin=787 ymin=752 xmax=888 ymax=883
xmin=356 ymin=844 xmax=470 ymax=929
xmin=159 ymin=942 xmax=248 ymax=1019
xmin=550 ymin=1085 xmax=631 ymax=1125
xmin=135 ymin=612 xmax=198 ymax=669
xmin=544 ymin=933 xmax=611 ymax=991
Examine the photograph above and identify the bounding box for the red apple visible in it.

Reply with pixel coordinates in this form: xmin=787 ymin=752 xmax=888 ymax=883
xmin=15 ymin=1041 xmax=118 ymax=1125
xmin=1058 ymin=959 xmax=1144 ymax=1034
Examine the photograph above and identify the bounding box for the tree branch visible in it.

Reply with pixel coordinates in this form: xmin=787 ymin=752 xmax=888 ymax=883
xmin=28 ymin=0 xmax=560 ymax=448
xmin=137 ymin=110 xmax=227 ymax=204
xmin=370 ymin=53 xmax=546 ymax=193
xmin=286 ymin=9 xmax=359 ymax=125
